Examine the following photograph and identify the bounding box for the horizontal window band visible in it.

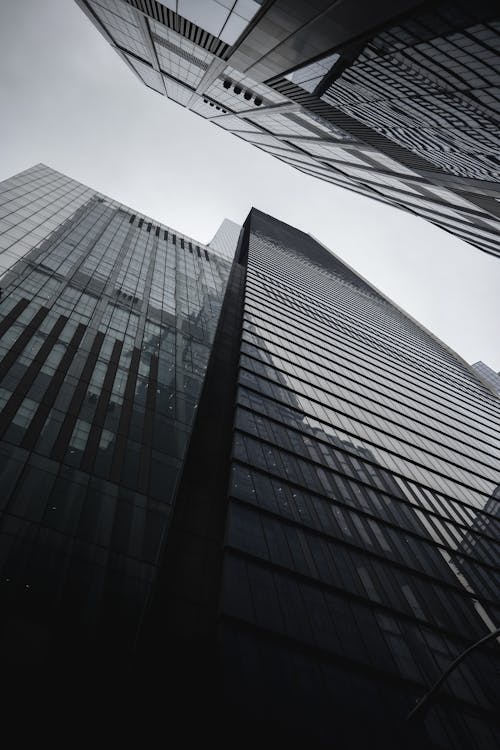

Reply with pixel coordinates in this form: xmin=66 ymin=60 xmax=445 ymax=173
xmin=236 ymin=367 xmax=495 ymax=498
xmin=240 ymin=332 xmax=499 ymax=468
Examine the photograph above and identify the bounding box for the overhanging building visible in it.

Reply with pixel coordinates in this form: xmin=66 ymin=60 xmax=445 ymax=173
xmin=74 ymin=0 xmax=500 ymax=258
xmin=0 ymin=164 xmax=499 ymax=748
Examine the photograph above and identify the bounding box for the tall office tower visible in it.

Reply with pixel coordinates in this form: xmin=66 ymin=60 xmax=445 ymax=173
xmin=472 ymin=361 xmax=500 ymax=396
xmin=0 ymin=163 xmax=233 ymax=667
xmin=1 ymin=165 xmax=499 ymax=748
xmin=142 ymin=209 xmax=500 ymax=749
xmin=74 ymin=0 xmax=500 ymax=257
xmin=208 ymin=217 xmax=243 ymax=259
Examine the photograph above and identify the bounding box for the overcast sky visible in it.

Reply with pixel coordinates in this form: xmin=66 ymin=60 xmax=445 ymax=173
xmin=0 ymin=0 xmax=499 ymax=371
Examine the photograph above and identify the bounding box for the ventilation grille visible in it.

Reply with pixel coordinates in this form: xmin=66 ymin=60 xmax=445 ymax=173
xmin=126 ymin=216 xmax=212 ymax=259
xmin=124 ymin=0 xmax=230 ymax=57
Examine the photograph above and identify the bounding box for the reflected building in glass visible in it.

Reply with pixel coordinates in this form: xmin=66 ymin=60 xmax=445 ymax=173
xmin=74 ymin=0 xmax=500 ymax=257
xmin=0 ymin=165 xmax=499 ymax=749
xmin=142 ymin=207 xmax=500 ymax=749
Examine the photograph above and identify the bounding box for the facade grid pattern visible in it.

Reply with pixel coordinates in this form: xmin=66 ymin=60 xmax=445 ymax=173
xmin=217 ymin=210 xmax=500 ymax=748
xmin=75 ymin=0 xmax=500 ymax=258
xmin=0 ymin=164 xmax=232 ymax=662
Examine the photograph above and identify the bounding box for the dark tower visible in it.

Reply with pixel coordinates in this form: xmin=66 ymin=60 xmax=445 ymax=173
xmin=0 ymin=166 xmax=498 ymax=748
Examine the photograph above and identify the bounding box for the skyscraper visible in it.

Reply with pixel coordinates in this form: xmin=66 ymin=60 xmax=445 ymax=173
xmin=0 ymin=163 xmax=233 ymax=666
xmin=472 ymin=361 xmax=500 ymax=396
xmin=0 ymin=165 xmax=498 ymax=749
xmin=143 ymin=206 xmax=500 ymax=749
xmin=74 ymin=0 xmax=500 ymax=257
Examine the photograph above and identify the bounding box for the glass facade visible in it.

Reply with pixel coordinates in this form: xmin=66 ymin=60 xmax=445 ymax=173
xmin=208 ymin=217 xmax=242 ymax=260
xmin=213 ymin=211 xmax=500 ymax=747
xmin=0 ymin=166 xmax=498 ymax=745
xmin=321 ymin=7 xmax=500 ymax=183
xmin=75 ymin=0 xmax=500 ymax=258
xmin=0 ymin=164 xmax=232 ymax=664
xmin=472 ymin=360 xmax=500 ymax=396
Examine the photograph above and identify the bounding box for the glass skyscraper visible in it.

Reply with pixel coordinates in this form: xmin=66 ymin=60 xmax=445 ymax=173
xmin=0 ymin=165 xmax=498 ymax=748
xmin=473 ymin=361 xmax=500 ymax=396
xmin=0 ymin=163 xmax=232 ymax=665
xmin=74 ymin=0 xmax=500 ymax=258
xmin=210 ymin=209 xmax=500 ymax=747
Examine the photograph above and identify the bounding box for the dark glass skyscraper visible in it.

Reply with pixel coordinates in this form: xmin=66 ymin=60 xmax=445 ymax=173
xmin=74 ymin=0 xmax=500 ymax=257
xmin=0 ymin=165 xmax=498 ymax=748
xmin=0 ymin=163 xmax=232 ymax=665
xmin=210 ymin=208 xmax=500 ymax=747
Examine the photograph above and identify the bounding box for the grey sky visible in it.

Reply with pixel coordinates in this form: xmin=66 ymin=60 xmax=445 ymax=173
xmin=1 ymin=0 xmax=499 ymax=370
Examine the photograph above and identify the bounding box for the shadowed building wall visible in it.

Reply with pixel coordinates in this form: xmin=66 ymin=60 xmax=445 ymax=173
xmin=0 ymin=166 xmax=498 ymax=748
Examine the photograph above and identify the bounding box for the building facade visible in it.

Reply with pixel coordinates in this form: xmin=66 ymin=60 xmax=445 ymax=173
xmin=144 ymin=206 xmax=500 ymax=748
xmin=473 ymin=361 xmax=500 ymax=395
xmin=0 ymin=163 xmax=233 ymax=666
xmin=224 ymin=209 xmax=500 ymax=747
xmin=74 ymin=0 xmax=500 ymax=257
xmin=0 ymin=165 xmax=499 ymax=748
